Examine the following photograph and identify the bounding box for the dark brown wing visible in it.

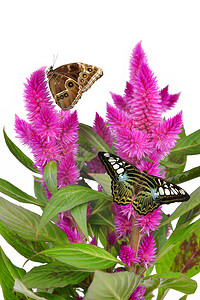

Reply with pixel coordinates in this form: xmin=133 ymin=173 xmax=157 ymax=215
xmin=53 ymin=63 xmax=82 ymax=81
xmin=48 ymin=72 xmax=81 ymax=110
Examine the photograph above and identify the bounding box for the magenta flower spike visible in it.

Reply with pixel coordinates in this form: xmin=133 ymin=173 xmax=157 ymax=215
xmin=135 ymin=208 xmax=162 ymax=236
xmin=129 ymin=41 xmax=148 ymax=80
xmin=107 ymin=42 xmax=183 ymax=171
xmin=138 ymin=233 xmax=157 ymax=269
xmin=107 ymin=231 xmax=117 ymax=246
xmin=87 ymin=112 xmax=113 ymax=174
xmin=15 ymin=67 xmax=80 ymax=236
xmin=105 ymin=42 xmax=184 ymax=263
xmin=58 ymin=222 xmax=85 ymax=243
xmin=129 ymin=286 xmax=146 ymax=300
xmin=23 ymin=67 xmax=54 ymax=123
xmin=119 ymin=245 xmax=138 ymax=267
xmin=15 ymin=68 xmax=79 ymax=173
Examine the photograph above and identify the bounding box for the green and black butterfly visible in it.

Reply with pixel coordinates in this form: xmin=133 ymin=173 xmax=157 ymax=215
xmin=98 ymin=152 xmax=190 ymax=215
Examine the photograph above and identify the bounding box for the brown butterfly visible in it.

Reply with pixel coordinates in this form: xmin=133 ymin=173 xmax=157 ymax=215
xmin=46 ymin=63 xmax=103 ymax=110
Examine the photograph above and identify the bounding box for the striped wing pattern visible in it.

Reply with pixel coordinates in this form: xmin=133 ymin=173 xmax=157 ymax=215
xmin=98 ymin=152 xmax=190 ymax=215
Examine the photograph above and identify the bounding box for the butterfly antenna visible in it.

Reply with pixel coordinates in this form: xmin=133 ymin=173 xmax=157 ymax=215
xmin=53 ymin=54 xmax=58 ymax=68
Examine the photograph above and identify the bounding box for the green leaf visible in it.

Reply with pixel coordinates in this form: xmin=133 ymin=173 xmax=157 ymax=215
xmin=77 ymin=146 xmax=97 ymax=161
xmin=142 ymin=277 xmax=160 ymax=297
xmin=177 ymin=201 xmax=200 ymax=228
xmin=170 ymin=129 xmax=200 ymax=155
xmin=158 ymin=274 xmax=196 ymax=294
xmin=85 ymin=270 xmax=142 ymax=300
xmin=179 ymin=295 xmax=188 ymax=300
xmin=38 ymin=185 xmax=108 ymax=234
xmin=160 ymin=186 xmax=200 ymax=227
xmin=70 ymin=202 xmax=88 ymax=239
xmin=157 ymin=219 xmax=200 ymax=279
xmin=153 ymin=214 xmax=168 ymax=252
xmin=41 ymin=243 xmax=119 ymax=270
xmin=167 ymin=166 xmax=200 ymax=184
xmin=0 ymin=178 xmax=43 ymax=206
xmin=0 ymin=221 xmax=51 ymax=263
xmin=78 ymin=123 xmax=112 ymax=152
xmin=14 ymin=278 xmax=47 ymax=300
xmin=3 ymin=128 xmax=39 ymax=173
xmin=89 ymin=210 xmax=114 ymax=228
xmin=36 ymin=293 xmax=66 ymax=300
xmin=21 ymin=261 xmax=90 ymax=289
xmin=0 ymin=196 xmax=69 ymax=245
xmin=144 ymin=273 xmax=196 ymax=298
xmin=164 ymin=128 xmax=187 ymax=178
xmin=160 ymin=160 xmax=186 ymax=169
xmin=0 ymin=247 xmax=26 ymax=300
xmin=34 ymin=178 xmax=48 ymax=206
xmin=89 ymin=173 xmax=112 ymax=196
xmin=43 ymin=161 xmax=57 ymax=195
xmin=157 ymin=217 xmax=200 ymax=262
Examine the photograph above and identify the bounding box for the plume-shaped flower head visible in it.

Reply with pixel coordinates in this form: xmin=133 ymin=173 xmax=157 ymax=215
xmin=15 ymin=67 xmax=80 ymax=241
xmin=107 ymin=42 xmax=183 ymax=173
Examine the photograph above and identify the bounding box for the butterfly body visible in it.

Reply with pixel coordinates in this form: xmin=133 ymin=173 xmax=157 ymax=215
xmin=98 ymin=152 xmax=190 ymax=215
xmin=47 ymin=63 xmax=103 ymax=110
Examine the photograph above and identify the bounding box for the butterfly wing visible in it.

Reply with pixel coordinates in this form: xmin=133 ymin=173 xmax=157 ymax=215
xmin=98 ymin=152 xmax=141 ymax=205
xmin=98 ymin=152 xmax=190 ymax=215
xmin=132 ymin=174 xmax=190 ymax=215
xmin=148 ymin=175 xmax=190 ymax=204
xmin=47 ymin=63 xmax=103 ymax=110
xmin=77 ymin=63 xmax=103 ymax=92
xmin=48 ymin=64 xmax=81 ymax=110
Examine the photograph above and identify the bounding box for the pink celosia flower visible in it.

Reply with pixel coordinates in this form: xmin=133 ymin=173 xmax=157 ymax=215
xmin=87 ymin=112 xmax=113 ymax=174
xmin=93 ymin=113 xmax=113 ymax=147
xmin=116 ymin=203 xmax=135 ymax=220
xmin=129 ymin=286 xmax=146 ymax=300
xmin=15 ymin=67 xmax=80 ymax=240
xmin=34 ymin=105 xmax=61 ymax=141
xmin=129 ymin=41 xmax=148 ymax=80
xmin=114 ymin=126 xmax=151 ymax=160
xmin=113 ymin=203 xmax=133 ymax=239
xmin=59 ymin=110 xmax=79 ymax=147
xmin=114 ymin=214 xmax=132 ymax=239
xmin=105 ymin=42 xmax=183 ymax=242
xmin=107 ymin=42 xmax=183 ymax=172
xmin=57 ymin=155 xmax=79 ymax=189
xmin=160 ymin=85 xmax=180 ymax=113
xmin=15 ymin=67 xmax=79 ymax=177
xmin=90 ymin=236 xmax=97 ymax=246
xmin=150 ymin=111 xmax=183 ymax=156
xmin=135 ymin=208 xmax=162 ymax=236
xmin=138 ymin=233 xmax=157 ymax=269
xmin=119 ymin=245 xmax=138 ymax=266
xmin=23 ymin=67 xmax=54 ymax=122
xmin=107 ymin=231 xmax=117 ymax=246
xmin=86 ymin=203 xmax=92 ymax=219
xmin=86 ymin=112 xmax=113 ymax=191
xmin=57 ymin=215 xmax=85 ymax=243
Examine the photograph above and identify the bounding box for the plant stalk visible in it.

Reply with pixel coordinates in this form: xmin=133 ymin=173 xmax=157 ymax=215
xmin=129 ymin=214 xmax=141 ymax=273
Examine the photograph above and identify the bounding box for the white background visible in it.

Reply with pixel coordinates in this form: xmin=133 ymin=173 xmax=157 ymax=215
xmin=0 ymin=0 xmax=200 ymax=299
